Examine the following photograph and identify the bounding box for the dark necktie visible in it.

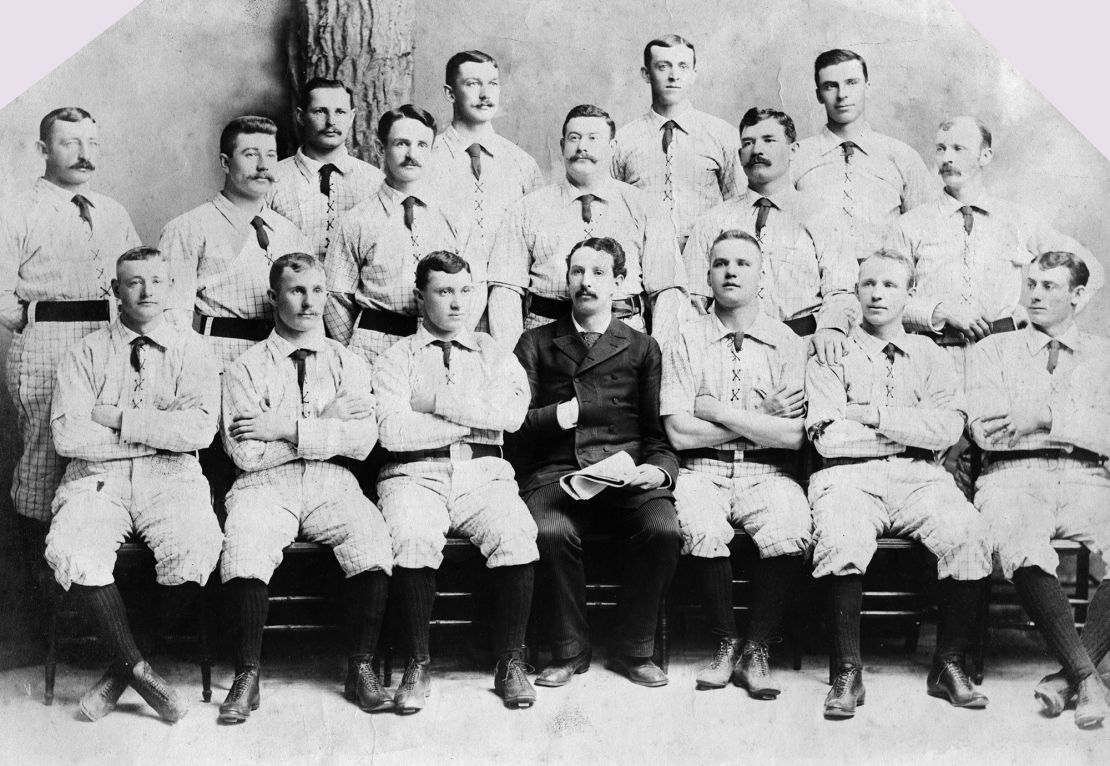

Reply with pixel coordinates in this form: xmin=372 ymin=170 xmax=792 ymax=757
xmin=1046 ymin=339 xmax=1061 ymax=374
xmin=289 ymin=348 xmax=313 ymax=396
xmin=578 ymin=194 xmax=596 ymax=224
xmin=432 ymin=339 xmax=453 ymax=369
xmin=72 ymin=194 xmax=93 ymax=230
xmin=581 ymin=331 xmax=601 ymax=349
xmin=841 ymin=141 xmax=857 ymax=163
xmin=465 ymin=143 xmax=483 ymax=180
xmin=402 ymin=196 xmax=418 ymax=231
xmin=754 ymin=197 xmax=774 ymax=237
xmin=319 ymin=163 xmax=339 ymax=196
xmin=958 ymin=205 xmax=974 ymax=236
xmin=130 ymin=336 xmax=150 ymax=373
xmin=882 ymin=342 xmax=896 ymax=365
xmin=662 ymin=120 xmax=678 ymax=154
xmin=250 ymin=216 xmax=270 ymax=250
xmin=730 ymin=332 xmax=743 ymax=352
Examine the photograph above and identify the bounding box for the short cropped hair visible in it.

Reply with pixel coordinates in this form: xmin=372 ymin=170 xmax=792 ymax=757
xmin=269 ymin=252 xmax=322 ymax=292
xmin=814 ymin=48 xmax=868 ymax=86
xmin=860 ymin=248 xmax=916 ymax=288
xmin=561 ymin=104 xmax=616 ymax=140
xmin=39 ymin=107 xmax=94 ymax=143
xmin=937 ymin=116 xmax=993 ymax=149
xmin=376 ymin=104 xmax=437 ymax=147
xmin=220 ymin=116 xmax=278 ymax=156
xmin=116 ymin=246 xmax=164 ymax=268
xmin=738 ymin=107 xmax=797 ymax=144
xmin=643 ymin=34 xmax=696 ymax=69
xmin=567 ymin=237 xmax=627 ymax=279
xmin=1033 ymin=251 xmax=1090 ymax=289
xmin=711 ymin=229 xmax=762 ymax=252
xmin=300 ymin=77 xmax=354 ymax=111
xmin=445 ymin=50 xmax=498 ymax=86
xmin=415 ymin=251 xmax=471 ymax=291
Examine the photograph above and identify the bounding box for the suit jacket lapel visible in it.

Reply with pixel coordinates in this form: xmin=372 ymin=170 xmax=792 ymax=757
xmin=552 ymin=315 xmax=588 ymax=367
xmin=577 ymin=319 xmax=630 ymax=375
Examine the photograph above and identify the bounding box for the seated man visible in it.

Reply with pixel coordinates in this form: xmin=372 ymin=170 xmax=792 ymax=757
xmin=45 ymin=246 xmax=223 ymax=723
xmin=373 ymin=251 xmax=539 ymax=713
xmin=218 ymin=253 xmax=393 ymax=723
xmin=513 ymin=236 xmax=682 ymax=687
xmin=661 ymin=230 xmax=810 ymax=697
xmin=805 ymin=249 xmax=992 ymax=719
xmin=968 ymin=250 xmax=1110 ymax=729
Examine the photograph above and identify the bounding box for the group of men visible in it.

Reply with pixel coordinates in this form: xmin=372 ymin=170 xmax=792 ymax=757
xmin=2 ymin=35 xmax=1109 ymax=731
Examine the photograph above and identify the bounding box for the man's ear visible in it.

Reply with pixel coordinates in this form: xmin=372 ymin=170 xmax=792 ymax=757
xmin=443 ymin=84 xmax=456 ymax=105
xmin=219 ymin=153 xmax=230 ymax=174
xmin=111 ymin=279 xmax=120 ymax=299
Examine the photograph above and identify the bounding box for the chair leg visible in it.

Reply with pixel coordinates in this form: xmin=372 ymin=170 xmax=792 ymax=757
xmin=44 ymin=587 xmax=60 ymax=706
xmin=905 ymin=620 xmax=921 ymax=653
xmin=1075 ymin=547 xmax=1091 ymax=625
xmin=198 ymin=584 xmax=213 ymax=702
xmin=971 ymin=576 xmax=991 ymax=685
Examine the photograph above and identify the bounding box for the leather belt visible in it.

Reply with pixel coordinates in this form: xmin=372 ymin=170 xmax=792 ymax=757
xmin=30 ymin=299 xmax=110 ymax=323
xmin=390 ymin=443 xmax=502 ymax=463
xmin=357 ymin=307 xmax=419 ymax=337
xmin=984 ymin=447 xmax=1106 ymax=467
xmin=782 ymin=314 xmax=817 ymax=338
xmin=527 ymin=293 xmax=644 ymax=321
xmin=822 ymin=446 xmax=937 ymax=468
xmin=926 ymin=317 xmax=1017 ymax=347
xmin=681 ymin=447 xmax=797 ymax=465
xmin=196 ymin=314 xmax=271 ymax=342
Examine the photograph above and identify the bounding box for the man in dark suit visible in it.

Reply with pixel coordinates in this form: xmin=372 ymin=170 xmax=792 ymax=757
xmin=513 ymin=236 xmax=681 ymax=687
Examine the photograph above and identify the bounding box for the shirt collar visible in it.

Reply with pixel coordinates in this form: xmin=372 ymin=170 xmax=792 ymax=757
xmin=648 ymin=103 xmax=696 ymax=132
xmin=212 ymin=192 xmax=264 ymax=228
xmin=819 ymin=123 xmax=876 ymax=157
xmin=267 ymin=328 xmax=328 ymax=356
xmin=37 ymin=177 xmax=92 ymax=207
xmin=440 ymin=125 xmax=498 ymax=158
xmin=413 ymin=324 xmax=480 ymax=351
xmin=740 ymin=186 xmax=795 ymax=210
xmin=295 ymin=147 xmax=355 ymax=176
xmin=850 ymin=323 xmax=910 ymax=361
xmin=571 ymin=313 xmax=612 ymax=337
xmin=708 ymin=310 xmax=781 ymax=348
xmin=1024 ymin=323 xmax=1082 ymax=354
xmin=378 ymin=182 xmax=430 ymax=210
xmin=112 ymin=317 xmax=175 ymax=350
xmin=560 ymin=176 xmax=620 ymax=205
xmin=939 ymin=188 xmax=996 ymax=216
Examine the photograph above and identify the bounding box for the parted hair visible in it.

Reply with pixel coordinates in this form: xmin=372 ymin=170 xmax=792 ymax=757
xmin=861 ymin=248 xmax=917 ymax=288
xmin=1034 ymin=251 xmax=1090 ymax=289
xmin=567 ymin=237 xmax=627 ymax=279
xmin=738 ymin=107 xmax=797 ymax=144
xmin=376 ymin=104 xmax=437 ymax=147
xmin=39 ymin=107 xmax=95 ymax=143
xmin=269 ymin=252 xmax=322 ymax=292
xmin=643 ymin=34 xmax=696 ymax=69
xmin=116 ymin=246 xmax=164 ymax=267
xmin=299 ymin=77 xmax=354 ymax=111
xmin=220 ymin=116 xmax=277 ymax=156
xmin=938 ymin=116 xmax=993 ymax=149
xmin=711 ymin=229 xmax=762 ymax=252
xmin=446 ymin=50 xmax=498 ymax=86
xmin=561 ymin=104 xmax=616 ymax=140
xmin=814 ymin=48 xmax=868 ymax=86
xmin=416 ymin=251 xmax=471 ymax=291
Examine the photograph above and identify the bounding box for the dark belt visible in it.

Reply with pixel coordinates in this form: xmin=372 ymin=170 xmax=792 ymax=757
xmin=527 ymin=293 xmax=644 ymax=320
xmin=822 ymin=446 xmax=937 ymax=468
xmin=681 ymin=447 xmax=797 ymax=465
xmin=783 ymin=314 xmax=817 ymax=337
xmin=30 ymin=299 xmax=110 ymax=323
xmin=927 ymin=317 xmax=1017 ymax=347
xmin=984 ymin=447 xmax=1106 ymax=467
xmin=196 ymin=314 xmax=272 ymax=342
xmin=357 ymin=307 xmax=419 ymax=337
xmin=389 ymin=443 xmax=502 ymax=463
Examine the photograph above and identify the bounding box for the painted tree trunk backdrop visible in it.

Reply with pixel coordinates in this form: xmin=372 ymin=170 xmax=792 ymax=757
xmin=290 ymin=0 xmax=416 ymax=165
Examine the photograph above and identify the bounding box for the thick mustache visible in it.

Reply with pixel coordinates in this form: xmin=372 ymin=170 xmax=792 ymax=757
xmin=70 ymin=161 xmax=96 ymax=171
xmin=940 ymin=164 xmax=959 ymax=173
xmin=575 ymin=288 xmax=597 ymax=298
xmin=745 ymin=157 xmax=771 ymax=167
xmin=571 ymin=153 xmax=596 ymax=162
xmin=401 ymin=160 xmax=422 ymax=168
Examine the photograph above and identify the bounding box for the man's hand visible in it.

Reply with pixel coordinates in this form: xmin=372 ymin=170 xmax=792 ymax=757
xmin=810 ymin=328 xmax=849 ymax=365
xmin=935 ymin=303 xmax=991 ymax=342
xmin=627 ymin=464 xmax=667 ymax=490
xmin=321 ymin=390 xmax=375 ymax=420
xmin=845 ymin=403 xmax=879 ymax=427
xmin=229 ymin=407 xmax=297 ymax=443
xmin=694 ymin=393 xmax=727 ymax=423
xmin=978 ymin=403 xmax=1051 ymax=447
xmin=556 ymin=397 xmax=580 ymax=430
xmin=410 ymin=385 xmax=436 ymax=414
xmin=758 ymin=383 xmax=806 ymax=419
xmin=931 ymin=389 xmax=959 ymax=410
xmin=91 ymin=405 xmax=123 ymax=431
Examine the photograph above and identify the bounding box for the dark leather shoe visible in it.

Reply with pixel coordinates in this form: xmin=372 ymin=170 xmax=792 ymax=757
xmin=733 ymin=641 xmax=781 ymax=700
xmin=79 ymin=662 xmax=130 ymax=722
xmin=1074 ymin=675 xmax=1110 ymax=729
xmin=607 ymin=655 xmax=668 ymax=687
xmin=824 ymin=665 xmax=865 ymax=719
xmin=345 ymin=655 xmax=393 ymax=713
xmin=494 ymin=656 xmax=537 ymax=709
xmin=695 ymin=638 xmax=742 ymax=689
xmin=1034 ymin=670 xmax=1074 ymax=718
xmin=218 ymin=665 xmax=260 ymax=725
xmin=131 ymin=660 xmax=188 ymax=723
xmin=394 ymin=658 xmax=431 ymax=714
xmin=927 ymin=658 xmax=988 ymax=708
xmin=534 ymin=649 xmax=591 ymax=688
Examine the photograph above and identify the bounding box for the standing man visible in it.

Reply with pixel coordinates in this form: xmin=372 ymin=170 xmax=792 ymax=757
xmin=45 ymin=247 xmax=223 ymax=723
xmin=325 ymin=105 xmax=479 ymax=365
xmin=270 ymin=78 xmax=385 ymax=262
xmin=684 ymin=107 xmax=857 ymax=362
xmin=159 ymin=116 xmax=310 ymax=369
xmin=1 ymin=107 xmax=140 ymax=535
xmin=661 ymin=230 xmax=811 ymax=697
xmin=806 ymin=249 xmax=992 ymax=719
xmin=373 ymin=251 xmax=538 ymax=712
xmin=793 ymin=49 xmax=937 ymax=262
xmin=217 ymin=253 xmax=393 ymax=723
xmin=488 ymin=104 xmax=689 ymax=349
xmin=968 ymin=251 xmax=1110 ymax=729
xmin=612 ymin=34 xmax=741 ymax=250
xmin=514 ymin=237 xmax=682 ymax=688
xmin=431 ymin=50 xmax=544 ymax=261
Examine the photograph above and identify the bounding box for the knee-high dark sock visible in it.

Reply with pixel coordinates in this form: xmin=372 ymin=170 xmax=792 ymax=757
xmin=828 ymin=574 xmax=863 ymax=668
xmin=747 ymin=554 xmax=805 ymax=645
xmin=158 ymin=582 xmax=201 ymax=635
xmin=692 ymin=556 xmax=737 ymax=641
xmin=1081 ymin=582 xmax=1110 ymax=668
xmin=935 ymin=578 xmax=983 ymax=662
xmin=1013 ymin=566 xmax=1096 ymax=683
xmin=344 ymin=570 xmax=389 ymax=657
xmin=392 ymin=567 xmax=435 ymax=663
xmin=226 ymin=577 xmax=268 ymax=668
xmin=71 ymin=583 xmax=142 ymax=667
xmin=491 ymin=563 xmax=534 ymax=658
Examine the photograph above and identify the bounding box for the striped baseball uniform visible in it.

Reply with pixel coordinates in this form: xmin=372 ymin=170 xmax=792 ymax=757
xmin=158 ymin=193 xmax=310 ymax=368
xmin=968 ymin=326 xmax=1110 ymax=579
xmin=323 ymin=183 xmax=480 ymax=363
xmin=793 ymin=124 xmax=939 ymax=263
xmin=613 ymin=105 xmax=742 ymax=244
xmin=805 ymin=325 xmax=991 ymax=580
xmin=219 ymin=330 xmax=391 ymax=583
xmin=268 ymin=148 xmax=384 ymax=262
xmin=0 ymin=178 xmax=141 ymax=520
xmin=487 ymin=177 xmax=690 ymax=346
xmin=372 ymin=327 xmax=538 ymax=570
xmin=683 ymin=187 xmax=858 ymax=332
xmin=45 ymin=319 xmax=222 ymax=590
xmin=660 ymin=312 xmax=811 ymax=558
